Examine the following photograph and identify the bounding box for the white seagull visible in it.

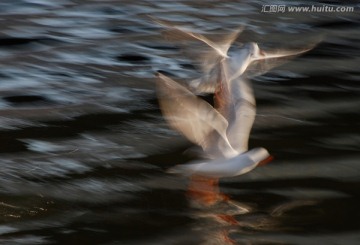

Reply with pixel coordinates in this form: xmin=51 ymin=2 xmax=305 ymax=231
xmin=156 ymin=70 xmax=270 ymax=178
xmin=153 ymin=18 xmax=316 ymax=94
xmin=155 ymin=20 xmax=316 ymax=178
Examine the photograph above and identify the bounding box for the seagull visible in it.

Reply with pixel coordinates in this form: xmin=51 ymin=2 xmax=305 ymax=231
xmin=153 ymin=18 xmax=317 ymax=94
xmin=155 ymin=20 xmax=317 ymax=178
xmin=156 ymin=70 xmax=271 ymax=178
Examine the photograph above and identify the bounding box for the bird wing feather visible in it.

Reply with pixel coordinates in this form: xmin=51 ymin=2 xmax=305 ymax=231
xmin=156 ymin=73 xmax=236 ymax=157
xmin=152 ymin=17 xmax=242 ymax=75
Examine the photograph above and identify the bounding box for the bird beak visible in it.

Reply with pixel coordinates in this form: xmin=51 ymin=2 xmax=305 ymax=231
xmin=258 ymin=155 xmax=274 ymax=166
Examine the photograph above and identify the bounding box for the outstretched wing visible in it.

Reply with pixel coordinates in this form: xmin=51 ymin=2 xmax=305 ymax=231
xmin=152 ymin=17 xmax=242 ymax=74
xmin=152 ymin=17 xmax=242 ymax=58
xmin=246 ymin=46 xmax=316 ymax=78
xmin=226 ymin=99 xmax=256 ymax=153
xmin=156 ymin=73 xmax=237 ymax=158
xmin=226 ymin=76 xmax=257 ymax=153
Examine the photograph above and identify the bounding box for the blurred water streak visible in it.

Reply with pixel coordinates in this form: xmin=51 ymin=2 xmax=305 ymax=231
xmin=0 ymin=0 xmax=359 ymax=244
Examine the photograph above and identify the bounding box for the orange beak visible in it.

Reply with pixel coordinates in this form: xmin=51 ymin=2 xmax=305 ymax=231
xmin=258 ymin=155 xmax=274 ymax=166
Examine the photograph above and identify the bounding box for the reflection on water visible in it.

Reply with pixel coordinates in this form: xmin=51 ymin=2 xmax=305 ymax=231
xmin=186 ymin=176 xmax=251 ymax=244
xmin=0 ymin=0 xmax=359 ymax=244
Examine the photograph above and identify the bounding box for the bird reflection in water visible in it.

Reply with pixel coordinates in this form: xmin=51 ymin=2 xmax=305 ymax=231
xmin=187 ymin=175 xmax=239 ymax=244
xmin=155 ymin=18 xmax=316 ymax=244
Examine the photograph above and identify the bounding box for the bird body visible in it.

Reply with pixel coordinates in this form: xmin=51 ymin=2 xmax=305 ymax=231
xmin=168 ymin=147 xmax=270 ymax=178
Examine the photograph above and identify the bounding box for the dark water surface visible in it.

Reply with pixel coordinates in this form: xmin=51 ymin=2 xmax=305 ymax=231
xmin=0 ymin=0 xmax=359 ymax=244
